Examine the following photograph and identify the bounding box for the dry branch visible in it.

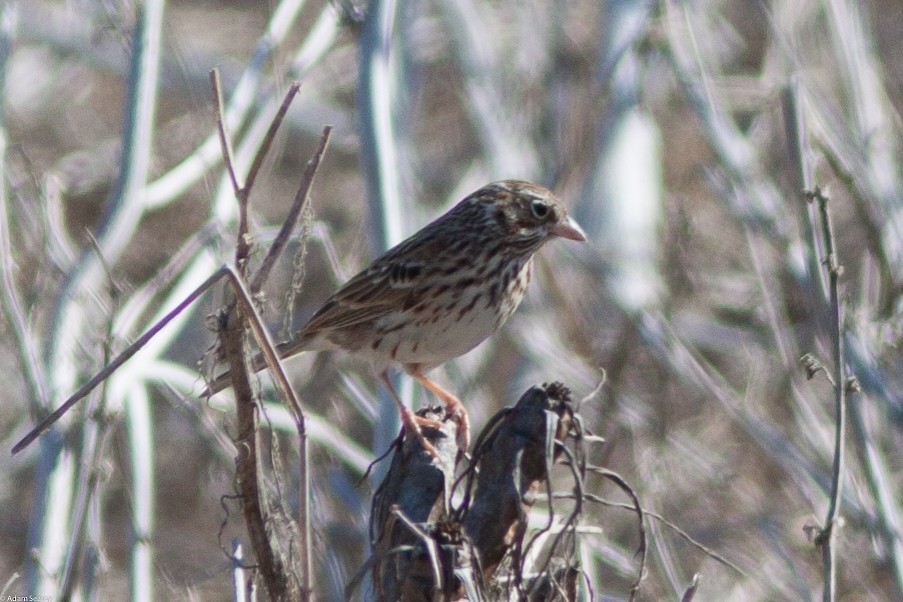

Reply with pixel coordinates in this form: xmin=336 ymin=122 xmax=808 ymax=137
xmin=210 ymin=76 xmax=331 ymax=600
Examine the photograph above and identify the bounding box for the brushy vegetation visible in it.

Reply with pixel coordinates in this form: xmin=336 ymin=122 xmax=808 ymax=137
xmin=2 ymin=0 xmax=902 ymax=600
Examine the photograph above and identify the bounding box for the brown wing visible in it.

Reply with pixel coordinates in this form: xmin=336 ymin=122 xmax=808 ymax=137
xmin=296 ymin=233 xmax=450 ymax=337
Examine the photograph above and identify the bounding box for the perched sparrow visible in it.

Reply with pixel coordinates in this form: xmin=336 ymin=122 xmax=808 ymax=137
xmin=206 ymin=180 xmax=586 ymax=456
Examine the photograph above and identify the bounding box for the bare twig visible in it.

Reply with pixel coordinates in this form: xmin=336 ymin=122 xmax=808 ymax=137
xmin=209 ymin=78 xmax=329 ymax=598
xmin=11 ymin=267 xmax=225 ymax=454
xmin=594 ymin=468 xmax=645 ymax=601
xmin=578 ymin=492 xmax=744 ymax=577
xmin=391 ymin=506 xmax=445 ymax=595
xmin=804 ymin=186 xmax=848 ymax=602
xmin=252 ymin=125 xmax=332 ymax=293
xmin=211 ymin=69 xmax=242 ymax=197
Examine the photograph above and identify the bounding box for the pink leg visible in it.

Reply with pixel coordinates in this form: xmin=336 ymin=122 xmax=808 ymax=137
xmin=379 ymin=371 xmax=441 ymax=458
xmin=410 ymin=371 xmax=471 ymax=453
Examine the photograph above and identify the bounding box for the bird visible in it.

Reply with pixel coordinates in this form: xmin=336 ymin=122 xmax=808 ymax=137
xmin=205 ymin=180 xmax=586 ymax=457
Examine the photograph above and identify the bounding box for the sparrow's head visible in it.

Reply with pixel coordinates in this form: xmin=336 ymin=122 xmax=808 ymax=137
xmin=470 ymin=180 xmax=586 ymax=251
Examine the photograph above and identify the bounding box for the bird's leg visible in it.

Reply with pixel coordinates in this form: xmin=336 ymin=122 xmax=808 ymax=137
xmin=410 ymin=371 xmax=471 ymax=453
xmin=379 ymin=370 xmax=442 ymax=458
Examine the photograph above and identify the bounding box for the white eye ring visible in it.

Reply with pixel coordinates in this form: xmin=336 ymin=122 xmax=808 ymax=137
xmin=530 ymin=200 xmax=550 ymax=218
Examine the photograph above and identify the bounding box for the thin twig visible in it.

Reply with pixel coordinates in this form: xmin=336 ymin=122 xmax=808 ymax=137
xmin=211 ymin=68 xmax=255 ymax=272
xmin=592 ymin=469 xmax=646 ymax=600
xmin=210 ymin=69 xmax=242 ymax=197
xmin=267 ymin=126 xmax=333 ymax=600
xmin=344 ymin=544 xmax=419 ymax=601
xmin=252 ymin=125 xmax=332 ymax=293
xmin=244 ymin=82 xmax=301 ymax=201
xmin=805 ymin=186 xmax=848 ymax=602
xmin=576 ymin=492 xmax=744 ymax=577
xmin=391 ymin=506 xmax=445 ymax=595
xmin=220 ymin=266 xmax=313 ymax=596
xmin=11 ymin=267 xmax=227 ymax=454
xmin=221 ymin=124 xmax=331 ymax=602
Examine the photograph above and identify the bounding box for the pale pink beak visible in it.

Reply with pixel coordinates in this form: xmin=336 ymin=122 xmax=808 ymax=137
xmin=548 ymin=215 xmax=587 ymax=241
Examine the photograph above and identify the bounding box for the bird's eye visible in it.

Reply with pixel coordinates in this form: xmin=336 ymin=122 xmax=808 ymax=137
xmin=530 ymin=201 xmax=550 ymax=218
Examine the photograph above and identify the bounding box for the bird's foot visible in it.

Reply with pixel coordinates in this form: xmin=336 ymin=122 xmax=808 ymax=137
xmin=380 ymin=371 xmax=444 ymax=459
xmin=411 ymin=372 xmax=471 ymax=455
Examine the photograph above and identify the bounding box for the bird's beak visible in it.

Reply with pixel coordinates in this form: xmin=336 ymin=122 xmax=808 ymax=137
xmin=549 ymin=216 xmax=587 ymax=241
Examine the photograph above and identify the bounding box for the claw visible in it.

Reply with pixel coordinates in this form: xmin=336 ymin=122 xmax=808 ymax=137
xmin=410 ymin=371 xmax=471 ymax=454
xmin=444 ymin=402 xmax=471 ymax=452
xmin=381 ymin=369 xmax=472 ymax=458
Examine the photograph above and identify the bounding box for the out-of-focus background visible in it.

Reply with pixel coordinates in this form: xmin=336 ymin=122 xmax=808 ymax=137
xmin=2 ymin=0 xmax=902 ymax=599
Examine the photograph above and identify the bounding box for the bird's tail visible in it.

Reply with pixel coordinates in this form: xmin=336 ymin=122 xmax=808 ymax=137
xmin=201 ymin=340 xmax=303 ymax=396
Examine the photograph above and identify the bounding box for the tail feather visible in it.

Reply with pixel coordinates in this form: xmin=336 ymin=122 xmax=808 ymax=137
xmin=201 ymin=349 xmax=267 ymax=396
xmin=200 ymin=334 xmax=322 ymax=397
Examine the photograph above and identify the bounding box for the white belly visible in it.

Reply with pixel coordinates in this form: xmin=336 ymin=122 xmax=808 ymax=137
xmin=369 ymin=260 xmax=532 ymax=370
